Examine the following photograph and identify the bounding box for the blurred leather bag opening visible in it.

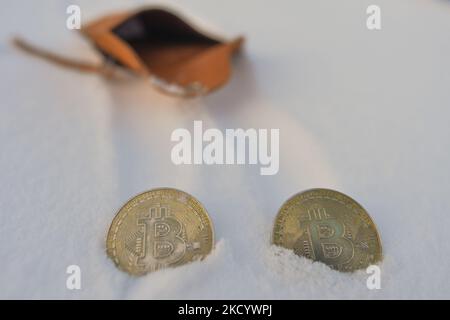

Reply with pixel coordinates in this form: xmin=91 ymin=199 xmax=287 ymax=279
xmin=13 ymin=7 xmax=244 ymax=97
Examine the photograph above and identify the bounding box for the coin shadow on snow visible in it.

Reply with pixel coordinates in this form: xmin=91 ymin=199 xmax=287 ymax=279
xmin=103 ymin=73 xmax=203 ymax=200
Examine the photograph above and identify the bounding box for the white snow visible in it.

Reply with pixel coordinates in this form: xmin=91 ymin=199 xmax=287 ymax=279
xmin=1 ymin=0 xmax=450 ymax=299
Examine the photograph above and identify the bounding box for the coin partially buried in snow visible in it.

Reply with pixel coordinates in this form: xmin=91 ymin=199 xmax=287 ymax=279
xmin=106 ymin=188 xmax=214 ymax=276
xmin=272 ymin=188 xmax=382 ymax=272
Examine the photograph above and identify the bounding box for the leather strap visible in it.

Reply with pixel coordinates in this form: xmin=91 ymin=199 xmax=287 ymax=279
xmin=12 ymin=37 xmax=114 ymax=76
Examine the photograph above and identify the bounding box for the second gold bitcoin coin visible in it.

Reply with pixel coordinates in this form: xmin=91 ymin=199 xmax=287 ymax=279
xmin=272 ymin=188 xmax=382 ymax=272
xmin=106 ymin=188 xmax=214 ymax=276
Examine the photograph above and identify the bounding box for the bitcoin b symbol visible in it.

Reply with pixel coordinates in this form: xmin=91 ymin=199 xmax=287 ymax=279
xmin=297 ymin=205 xmax=354 ymax=268
xmin=136 ymin=205 xmax=187 ymax=269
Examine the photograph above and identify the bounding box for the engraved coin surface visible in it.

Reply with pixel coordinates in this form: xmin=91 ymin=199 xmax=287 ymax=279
xmin=107 ymin=188 xmax=214 ymax=276
xmin=272 ymin=189 xmax=382 ymax=272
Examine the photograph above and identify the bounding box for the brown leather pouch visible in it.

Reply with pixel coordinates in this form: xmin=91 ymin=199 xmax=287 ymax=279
xmin=14 ymin=7 xmax=244 ymax=97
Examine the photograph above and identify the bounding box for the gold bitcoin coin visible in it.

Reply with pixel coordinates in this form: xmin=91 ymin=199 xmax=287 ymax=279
xmin=106 ymin=188 xmax=214 ymax=276
xmin=272 ymin=188 xmax=382 ymax=272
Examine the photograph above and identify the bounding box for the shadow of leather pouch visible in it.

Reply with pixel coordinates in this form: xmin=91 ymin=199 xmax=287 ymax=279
xmin=13 ymin=8 xmax=244 ymax=97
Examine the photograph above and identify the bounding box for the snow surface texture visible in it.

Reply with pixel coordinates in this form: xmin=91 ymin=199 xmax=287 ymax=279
xmin=1 ymin=0 xmax=450 ymax=299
